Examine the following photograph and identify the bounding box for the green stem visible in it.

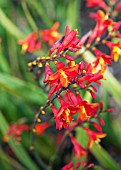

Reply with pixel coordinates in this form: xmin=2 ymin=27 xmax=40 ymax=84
xmin=21 ymin=0 xmax=38 ymax=31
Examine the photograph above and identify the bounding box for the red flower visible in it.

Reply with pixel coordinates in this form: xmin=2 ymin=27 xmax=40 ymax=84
xmin=18 ymin=32 xmax=41 ymax=53
xmin=40 ymin=22 xmax=61 ymax=45
xmin=77 ymin=62 xmax=104 ymax=88
xmin=84 ymin=127 xmax=106 ymax=149
xmin=87 ymin=10 xmax=111 ymax=45
xmin=93 ymin=49 xmax=112 ymax=66
xmin=51 ymin=96 xmax=77 ymax=130
xmin=65 ymin=90 xmax=99 ymax=121
xmin=115 ymin=2 xmax=121 ymax=11
xmin=78 ymin=100 xmax=99 ymax=121
xmin=4 ymin=123 xmax=29 ymax=144
xmin=61 ymin=161 xmax=81 ymax=170
xmin=61 ymin=162 xmax=73 ymax=170
xmin=86 ymin=0 xmax=107 ymax=9
xmin=47 ymin=61 xmax=78 ymax=88
xmin=70 ymin=135 xmax=87 ymax=159
xmin=35 ymin=122 xmax=51 ymax=136
xmin=44 ymin=63 xmax=53 ymax=83
xmin=49 ymin=26 xmax=80 ymax=56
xmin=103 ymin=40 xmax=121 ymax=62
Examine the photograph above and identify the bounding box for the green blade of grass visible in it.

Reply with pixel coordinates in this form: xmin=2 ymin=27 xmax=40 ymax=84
xmin=0 ymin=8 xmax=24 ymax=39
xmin=21 ymin=1 xmax=38 ymax=31
xmin=93 ymin=166 xmax=104 ymax=170
xmin=26 ymin=0 xmax=53 ymax=27
xmin=0 ymin=50 xmax=10 ymax=74
xmin=103 ymin=71 xmax=121 ymax=105
xmin=66 ymin=0 xmax=80 ymax=29
xmin=0 ymin=149 xmax=26 ymax=170
xmin=91 ymin=144 xmax=121 ymax=170
xmin=0 ymin=111 xmax=39 ymax=170
xmin=0 ymin=73 xmax=47 ymax=106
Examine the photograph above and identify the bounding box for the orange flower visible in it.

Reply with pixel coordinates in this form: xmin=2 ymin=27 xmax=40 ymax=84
xmin=103 ymin=41 xmax=121 ymax=62
xmin=51 ymin=96 xmax=77 ymax=130
xmin=18 ymin=32 xmax=41 ymax=53
xmin=87 ymin=10 xmax=111 ymax=45
xmin=78 ymin=101 xmax=99 ymax=121
xmin=84 ymin=127 xmax=106 ymax=149
xmin=65 ymin=91 xmax=99 ymax=121
xmin=49 ymin=26 xmax=80 ymax=56
xmin=47 ymin=62 xmax=78 ymax=87
xmin=35 ymin=122 xmax=51 ymax=136
xmin=40 ymin=22 xmax=61 ymax=45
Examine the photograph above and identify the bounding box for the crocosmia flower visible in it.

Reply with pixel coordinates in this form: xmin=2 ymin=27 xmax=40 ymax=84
xmin=18 ymin=32 xmax=41 ymax=53
xmin=40 ymin=22 xmax=61 ymax=45
xmin=70 ymin=134 xmax=87 ymax=159
xmin=86 ymin=0 xmax=107 ymax=9
xmin=4 ymin=123 xmax=29 ymax=144
xmin=49 ymin=26 xmax=81 ymax=56
xmin=84 ymin=127 xmax=106 ymax=149
xmin=46 ymin=62 xmax=78 ymax=88
xmin=35 ymin=122 xmax=51 ymax=136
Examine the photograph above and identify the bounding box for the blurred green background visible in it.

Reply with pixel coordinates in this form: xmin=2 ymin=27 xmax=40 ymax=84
xmin=0 ymin=0 xmax=121 ymax=169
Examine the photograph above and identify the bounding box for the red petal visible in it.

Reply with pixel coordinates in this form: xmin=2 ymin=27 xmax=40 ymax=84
xmin=65 ymin=55 xmax=74 ymax=61
xmin=48 ymin=85 xmax=57 ymax=99
xmin=92 ymin=122 xmax=102 ymax=132
xmin=98 ymin=117 xmax=105 ymax=126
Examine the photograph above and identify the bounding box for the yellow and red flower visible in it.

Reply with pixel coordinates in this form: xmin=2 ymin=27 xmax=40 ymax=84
xmin=84 ymin=127 xmax=106 ymax=149
xmin=46 ymin=61 xmax=78 ymax=88
xmin=65 ymin=90 xmax=99 ymax=121
xmin=103 ymin=40 xmax=121 ymax=62
xmin=49 ymin=26 xmax=81 ymax=56
xmin=87 ymin=10 xmax=111 ymax=45
xmin=18 ymin=32 xmax=41 ymax=53
xmin=40 ymin=22 xmax=61 ymax=46
xmin=51 ymin=96 xmax=77 ymax=130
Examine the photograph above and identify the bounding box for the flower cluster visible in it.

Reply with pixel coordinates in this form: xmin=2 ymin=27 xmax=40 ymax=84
xmin=23 ymin=14 xmax=119 ymax=167
xmin=18 ymin=22 xmax=61 ymax=53
xmin=10 ymin=5 xmax=121 ymax=169
xmin=86 ymin=0 xmax=121 ymax=18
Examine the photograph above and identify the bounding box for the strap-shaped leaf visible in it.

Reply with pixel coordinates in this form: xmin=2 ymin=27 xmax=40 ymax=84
xmin=0 ymin=73 xmax=47 ymax=106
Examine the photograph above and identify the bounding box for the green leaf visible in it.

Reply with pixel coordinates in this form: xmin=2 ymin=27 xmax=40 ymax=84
xmin=91 ymin=144 xmax=121 ymax=170
xmin=0 ymin=73 xmax=47 ymax=106
xmin=103 ymin=71 xmax=121 ymax=105
xmin=0 ymin=111 xmax=39 ymax=170
xmin=26 ymin=0 xmax=53 ymax=27
xmin=66 ymin=0 xmax=80 ymax=29
xmin=93 ymin=165 xmax=104 ymax=170
xmin=0 ymin=50 xmax=10 ymax=74
xmin=21 ymin=1 xmax=38 ymax=31
xmin=0 ymin=8 xmax=24 ymax=39
xmin=0 ymin=148 xmax=26 ymax=170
